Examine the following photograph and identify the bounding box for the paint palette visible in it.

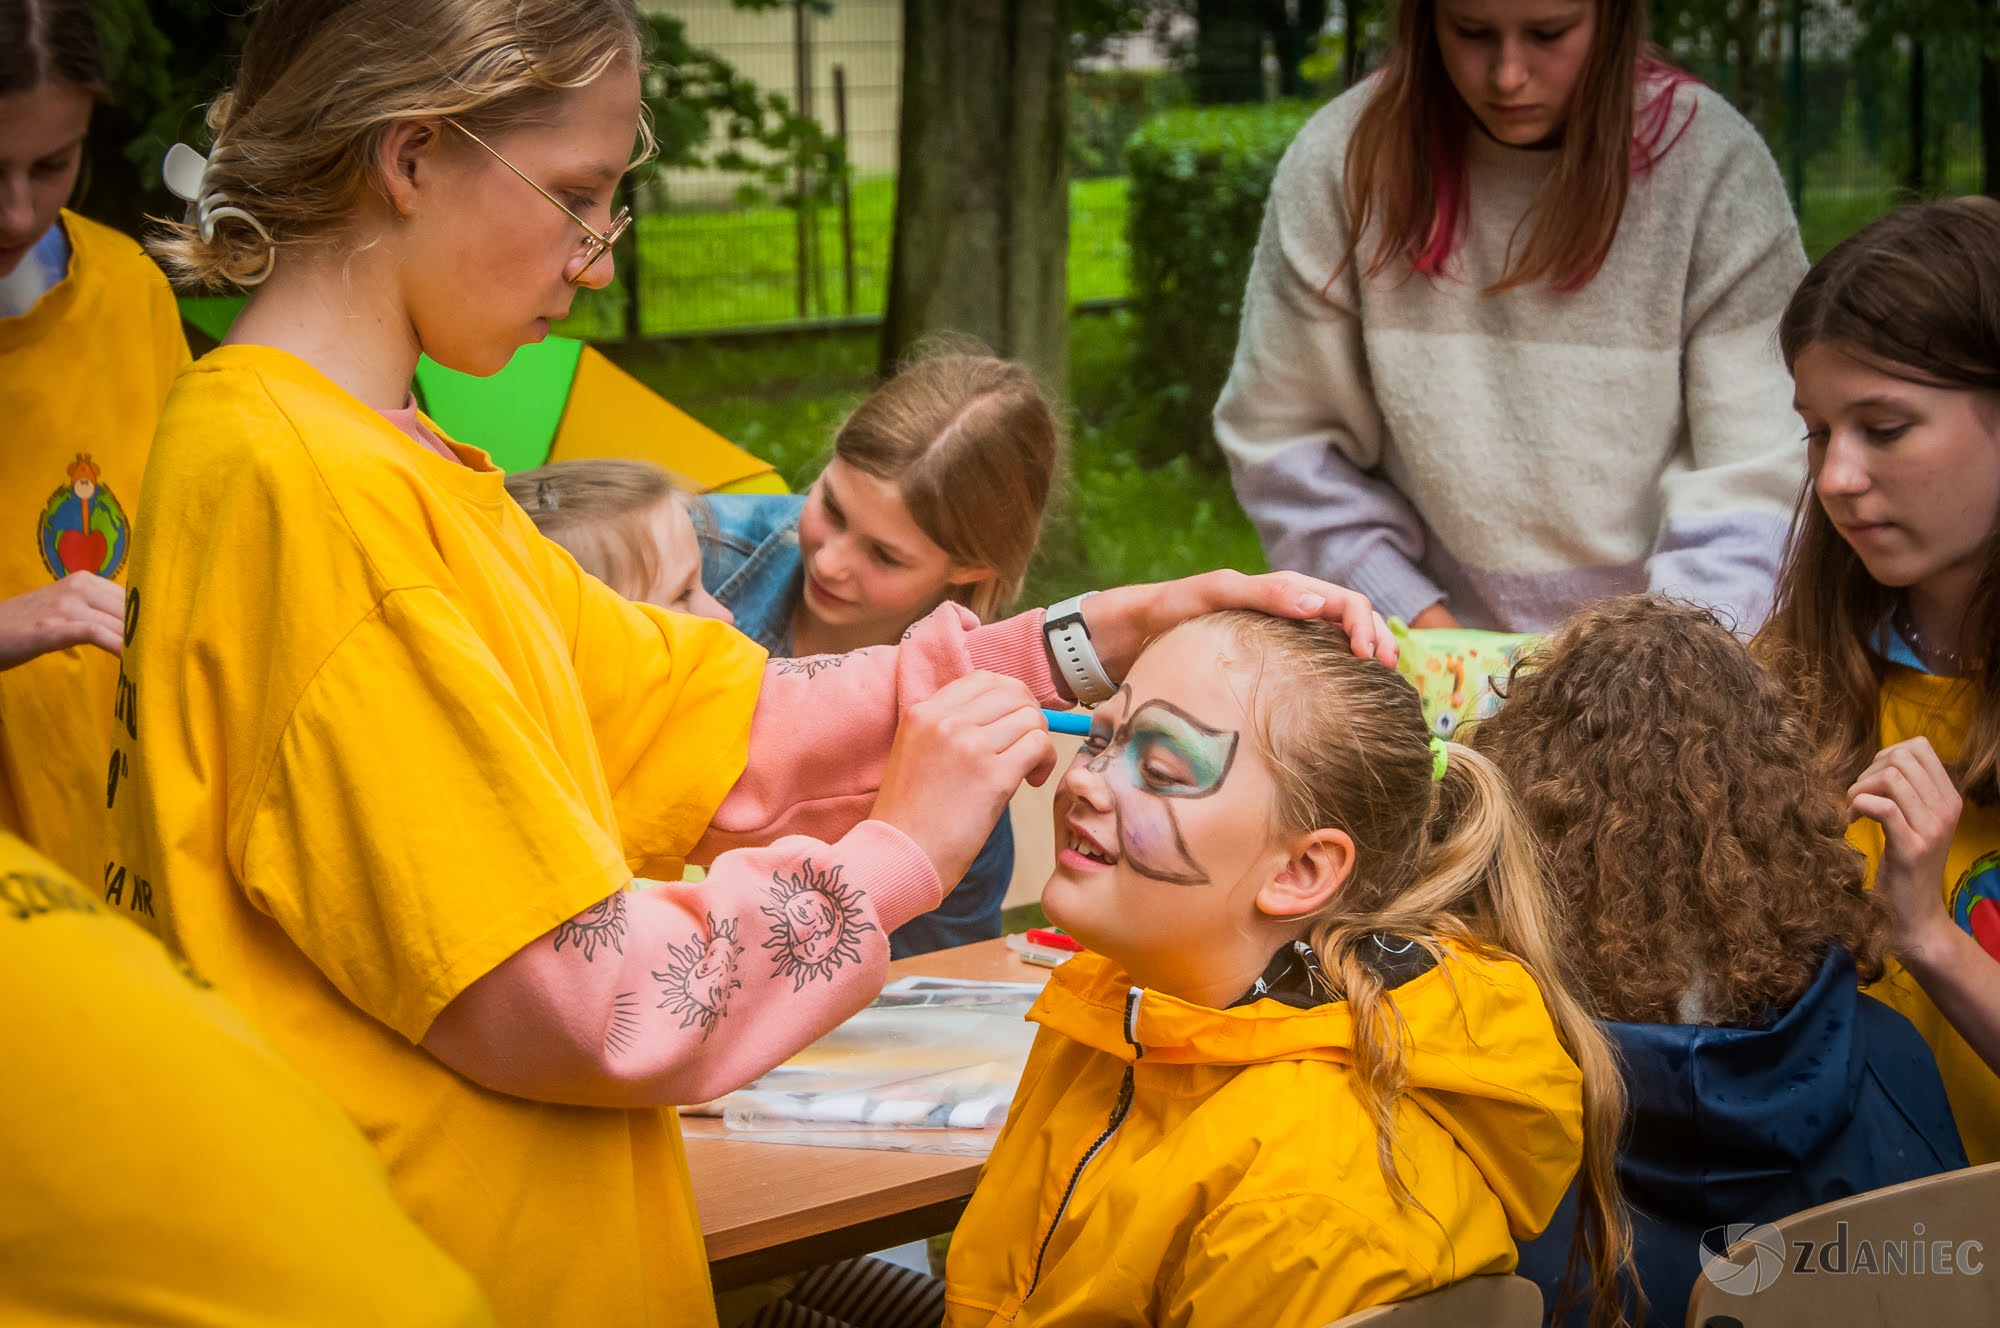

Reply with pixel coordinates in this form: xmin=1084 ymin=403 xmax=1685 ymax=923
xmin=1391 ymin=622 xmax=1538 ymax=738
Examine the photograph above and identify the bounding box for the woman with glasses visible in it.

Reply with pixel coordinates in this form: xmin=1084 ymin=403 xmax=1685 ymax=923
xmin=114 ymin=1 xmax=1397 ymax=1324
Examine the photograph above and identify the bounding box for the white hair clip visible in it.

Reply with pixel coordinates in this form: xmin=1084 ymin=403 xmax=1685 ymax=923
xmin=162 ymin=141 xmax=278 ymax=286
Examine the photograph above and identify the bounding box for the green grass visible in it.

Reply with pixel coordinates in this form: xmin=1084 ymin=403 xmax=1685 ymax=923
xmin=611 ymin=310 xmax=1264 ymax=601
xmin=559 ymin=176 xmax=1130 ymax=341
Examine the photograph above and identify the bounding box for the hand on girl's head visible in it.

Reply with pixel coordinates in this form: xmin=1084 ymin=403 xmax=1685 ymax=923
xmin=1079 ymin=570 xmax=1396 ymax=686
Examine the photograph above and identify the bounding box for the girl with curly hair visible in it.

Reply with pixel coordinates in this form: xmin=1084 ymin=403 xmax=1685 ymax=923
xmin=1471 ymin=594 xmax=1966 ymax=1327
xmin=1760 ymin=196 xmax=2000 ymax=1165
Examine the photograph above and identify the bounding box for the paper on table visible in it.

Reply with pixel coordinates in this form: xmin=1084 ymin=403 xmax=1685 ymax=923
xmin=684 ymin=977 xmax=1040 ymax=1133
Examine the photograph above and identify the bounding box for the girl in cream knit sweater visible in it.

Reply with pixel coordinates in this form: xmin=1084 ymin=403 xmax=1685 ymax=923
xmin=1217 ymin=0 xmax=1806 ymax=633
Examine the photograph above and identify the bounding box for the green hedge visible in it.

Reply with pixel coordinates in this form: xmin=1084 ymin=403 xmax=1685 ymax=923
xmin=1125 ymin=100 xmax=1318 ymax=467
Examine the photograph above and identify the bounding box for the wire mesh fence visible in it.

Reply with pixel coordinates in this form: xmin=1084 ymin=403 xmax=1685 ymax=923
xmin=570 ymin=1 xmax=1990 ymax=343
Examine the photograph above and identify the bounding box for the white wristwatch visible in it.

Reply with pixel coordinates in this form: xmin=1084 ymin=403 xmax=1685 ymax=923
xmin=1043 ymin=592 xmax=1116 ymax=706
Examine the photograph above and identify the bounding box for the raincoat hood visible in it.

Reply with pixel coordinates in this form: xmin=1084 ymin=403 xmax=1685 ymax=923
xmin=1032 ymin=944 xmax=1584 ymax=1240
xmin=1611 ymin=945 xmax=1960 ymax=1221
xmin=1514 ymin=946 xmax=1967 ymax=1328
xmin=943 ymin=942 xmax=1588 ymax=1327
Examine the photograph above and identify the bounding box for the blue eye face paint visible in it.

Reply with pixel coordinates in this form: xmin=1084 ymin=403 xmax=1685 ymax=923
xmin=1077 ymin=690 xmax=1240 ymax=885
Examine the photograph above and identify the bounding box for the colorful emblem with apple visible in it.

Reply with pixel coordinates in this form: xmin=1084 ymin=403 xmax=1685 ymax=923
xmin=1949 ymin=851 xmax=2000 ymax=961
xmin=38 ymin=453 xmax=129 ymax=581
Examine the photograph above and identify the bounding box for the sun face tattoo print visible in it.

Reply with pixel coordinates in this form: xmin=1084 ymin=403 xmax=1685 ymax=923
xmin=653 ymin=914 xmax=744 ymax=1039
xmin=763 ymin=859 xmax=876 ymax=990
xmin=1080 ymin=689 xmax=1240 ymax=885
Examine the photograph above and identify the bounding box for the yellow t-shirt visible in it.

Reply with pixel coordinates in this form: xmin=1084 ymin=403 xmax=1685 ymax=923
xmin=0 ymin=831 xmax=493 ymax=1326
xmin=107 ymin=345 xmax=766 ymax=1327
xmin=1850 ymin=666 xmax=2000 ymax=1164
xmin=0 ymin=211 xmax=188 ymax=885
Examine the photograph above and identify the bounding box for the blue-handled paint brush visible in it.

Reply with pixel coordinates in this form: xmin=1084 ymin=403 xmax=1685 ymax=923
xmin=1042 ymin=708 xmax=1093 ymax=736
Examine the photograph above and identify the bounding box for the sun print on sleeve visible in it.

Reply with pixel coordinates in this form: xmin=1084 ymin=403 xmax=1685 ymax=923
xmin=652 ymin=915 xmax=744 ymax=1039
xmin=553 ymin=892 xmax=628 ymax=962
xmin=605 ymin=992 xmax=643 ymax=1056
xmin=760 ymin=859 xmax=876 ymax=990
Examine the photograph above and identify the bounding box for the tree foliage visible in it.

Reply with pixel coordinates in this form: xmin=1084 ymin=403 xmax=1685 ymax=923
xmin=78 ymin=0 xmax=843 ymax=235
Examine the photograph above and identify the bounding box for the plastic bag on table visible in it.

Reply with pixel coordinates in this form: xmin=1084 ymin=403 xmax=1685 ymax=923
xmin=683 ymin=977 xmax=1041 ymax=1131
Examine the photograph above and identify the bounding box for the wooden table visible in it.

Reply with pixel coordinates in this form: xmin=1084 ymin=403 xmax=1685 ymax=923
xmin=688 ymin=937 xmax=1053 ymax=1289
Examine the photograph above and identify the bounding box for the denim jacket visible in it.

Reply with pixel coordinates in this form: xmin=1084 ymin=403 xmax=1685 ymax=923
xmin=699 ymin=492 xmax=1014 ymax=958
xmin=699 ymin=493 xmax=808 ymax=655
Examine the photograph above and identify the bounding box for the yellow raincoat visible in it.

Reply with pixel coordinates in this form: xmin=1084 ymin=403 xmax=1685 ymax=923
xmin=945 ymin=943 xmax=1585 ymax=1326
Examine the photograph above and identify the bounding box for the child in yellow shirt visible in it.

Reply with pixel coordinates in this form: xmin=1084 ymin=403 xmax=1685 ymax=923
xmin=113 ymin=2 xmax=1396 ymax=1324
xmin=1760 ymin=197 xmax=2000 ymax=1163
xmin=0 ymin=0 xmax=189 ymax=884
xmin=0 ymin=830 xmax=493 ymax=1327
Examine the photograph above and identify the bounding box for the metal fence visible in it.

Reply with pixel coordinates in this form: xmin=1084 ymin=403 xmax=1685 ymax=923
xmin=570 ymin=1 xmax=1989 ymax=343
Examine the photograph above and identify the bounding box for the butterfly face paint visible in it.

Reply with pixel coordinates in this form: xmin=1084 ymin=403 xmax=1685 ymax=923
xmin=1079 ymin=691 xmax=1241 ymax=885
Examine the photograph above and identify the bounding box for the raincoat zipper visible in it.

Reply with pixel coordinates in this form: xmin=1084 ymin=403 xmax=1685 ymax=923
xmin=1023 ymin=986 xmax=1145 ymax=1302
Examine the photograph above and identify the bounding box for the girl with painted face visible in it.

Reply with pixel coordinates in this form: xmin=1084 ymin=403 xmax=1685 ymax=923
xmin=111 ymin=1 xmax=1396 ymax=1321
xmin=1218 ymin=0 xmax=1806 ymax=636
xmin=945 ymin=612 xmax=1635 ymax=1328
xmin=1758 ymin=196 xmax=2000 ymax=1166
xmin=702 ymin=351 xmax=1060 ymax=956
xmin=0 ymin=0 xmax=191 ymax=886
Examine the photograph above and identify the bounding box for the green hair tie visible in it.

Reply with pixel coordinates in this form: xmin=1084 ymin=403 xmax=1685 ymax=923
xmin=1429 ymin=735 xmax=1450 ymax=783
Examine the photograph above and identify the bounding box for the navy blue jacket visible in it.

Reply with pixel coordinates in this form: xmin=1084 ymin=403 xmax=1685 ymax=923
xmin=1516 ymin=947 xmax=1967 ymax=1325
xmin=698 ymin=493 xmax=1013 ymax=959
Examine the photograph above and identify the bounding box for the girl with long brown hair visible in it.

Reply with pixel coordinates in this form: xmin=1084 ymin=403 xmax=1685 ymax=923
xmin=1472 ymin=594 xmax=1966 ymax=1326
xmin=701 ymin=349 xmax=1061 ymax=956
xmin=944 ymin=612 xmax=1635 ymax=1327
xmin=1760 ymin=195 xmax=2000 ymax=1165
xmin=1218 ymin=0 xmax=1805 ymax=637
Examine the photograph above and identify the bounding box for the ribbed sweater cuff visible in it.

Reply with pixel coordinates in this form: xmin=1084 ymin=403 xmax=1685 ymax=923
xmin=967 ymin=609 xmax=1065 ymax=707
xmin=840 ymin=820 xmax=947 ymax=934
xmin=1345 ymin=546 xmax=1445 ymax=624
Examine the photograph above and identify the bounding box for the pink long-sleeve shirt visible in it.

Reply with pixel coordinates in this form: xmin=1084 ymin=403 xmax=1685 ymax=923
xmin=423 ymin=602 xmax=1064 ymax=1107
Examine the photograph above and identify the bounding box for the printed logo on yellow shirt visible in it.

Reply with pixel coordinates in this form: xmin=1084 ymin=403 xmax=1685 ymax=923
xmin=1948 ymin=851 xmax=2000 ymax=961
xmin=37 ymin=453 xmax=131 ymax=581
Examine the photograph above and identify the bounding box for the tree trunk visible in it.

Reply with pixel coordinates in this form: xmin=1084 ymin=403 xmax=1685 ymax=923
xmin=1342 ymin=0 xmax=1367 ymax=88
xmin=1729 ymin=0 xmax=1764 ymax=119
xmin=1193 ymin=0 xmax=1266 ymax=104
xmin=881 ymin=0 xmax=1071 ymax=391
xmin=1908 ymin=36 xmax=1928 ymax=195
xmin=1982 ymin=0 xmax=2000 ymax=197
xmin=1262 ymin=0 xmax=1331 ymax=99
